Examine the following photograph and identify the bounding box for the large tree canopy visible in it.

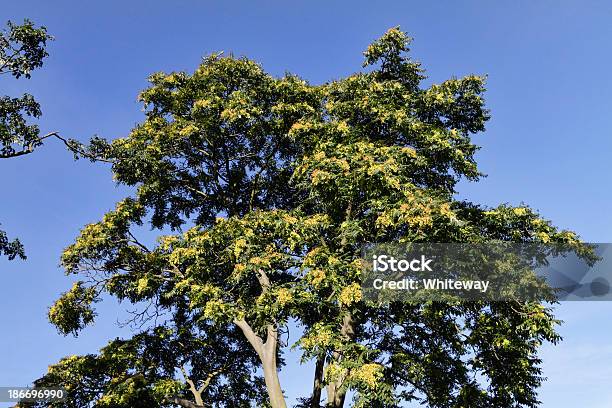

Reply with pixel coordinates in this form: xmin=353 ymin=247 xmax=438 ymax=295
xmin=32 ymin=28 xmax=591 ymax=408
xmin=0 ymin=19 xmax=52 ymax=260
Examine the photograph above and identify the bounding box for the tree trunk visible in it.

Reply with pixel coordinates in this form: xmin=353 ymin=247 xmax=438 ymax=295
xmin=233 ymin=269 xmax=287 ymax=408
xmin=311 ymin=354 xmax=325 ymax=407
xmin=261 ymin=323 xmax=286 ymax=408
xmin=262 ymin=348 xmax=286 ymax=408
xmin=326 ymin=360 xmax=348 ymax=408
xmin=234 ymin=319 xmax=287 ymax=408
xmin=325 ymin=313 xmax=355 ymax=408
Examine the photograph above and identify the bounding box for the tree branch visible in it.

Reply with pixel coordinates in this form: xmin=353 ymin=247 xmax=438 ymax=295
xmin=233 ymin=318 xmax=264 ymax=359
xmin=180 ymin=365 xmax=204 ymax=405
xmin=198 ymin=366 xmax=226 ymax=394
xmin=0 ymin=131 xmax=114 ymax=163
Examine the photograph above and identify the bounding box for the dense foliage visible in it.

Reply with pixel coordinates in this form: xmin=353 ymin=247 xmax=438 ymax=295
xmin=0 ymin=19 xmax=52 ymax=158
xmin=30 ymin=28 xmax=592 ymax=408
xmin=0 ymin=19 xmax=52 ymax=260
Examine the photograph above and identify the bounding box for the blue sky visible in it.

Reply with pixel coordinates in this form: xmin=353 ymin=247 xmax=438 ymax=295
xmin=1 ymin=1 xmax=612 ymax=406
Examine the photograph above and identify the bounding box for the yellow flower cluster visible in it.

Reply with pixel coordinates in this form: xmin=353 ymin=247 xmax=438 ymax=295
xmin=136 ymin=277 xmax=149 ymax=294
xmin=311 ymin=169 xmax=332 ymax=186
xmin=301 ymin=325 xmax=334 ymax=350
xmin=276 ymin=288 xmax=293 ymax=306
xmin=179 ymin=124 xmax=199 ymax=136
xmin=338 ymin=283 xmax=362 ymax=306
xmin=233 ymin=263 xmax=246 ymax=274
xmin=513 ymin=207 xmax=528 ymax=216
xmin=350 ymin=363 xmax=383 ymax=389
xmin=325 ymin=362 xmax=347 ymax=382
xmin=309 ymin=269 xmax=326 ymax=287
xmin=536 ymin=232 xmax=551 ymax=243
xmin=193 ymin=98 xmax=214 ymax=109
xmin=233 ymin=238 xmax=248 ymax=257
xmin=336 ymin=121 xmax=350 ymax=134
xmin=168 ymin=247 xmax=198 ymax=266
xmin=303 ymin=247 xmax=323 ymax=267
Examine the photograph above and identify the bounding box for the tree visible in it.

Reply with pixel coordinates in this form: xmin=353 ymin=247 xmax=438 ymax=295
xmin=0 ymin=19 xmax=53 ymax=260
xmin=34 ymin=28 xmax=592 ymax=408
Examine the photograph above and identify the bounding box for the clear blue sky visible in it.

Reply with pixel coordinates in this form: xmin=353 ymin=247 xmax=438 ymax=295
xmin=1 ymin=1 xmax=612 ymax=406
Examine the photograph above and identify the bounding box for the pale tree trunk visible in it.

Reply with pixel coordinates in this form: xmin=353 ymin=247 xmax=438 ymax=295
xmin=325 ymin=313 xmax=355 ymax=408
xmin=234 ymin=319 xmax=286 ymax=408
xmin=261 ymin=326 xmax=286 ymax=408
xmin=234 ymin=269 xmax=287 ymax=408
